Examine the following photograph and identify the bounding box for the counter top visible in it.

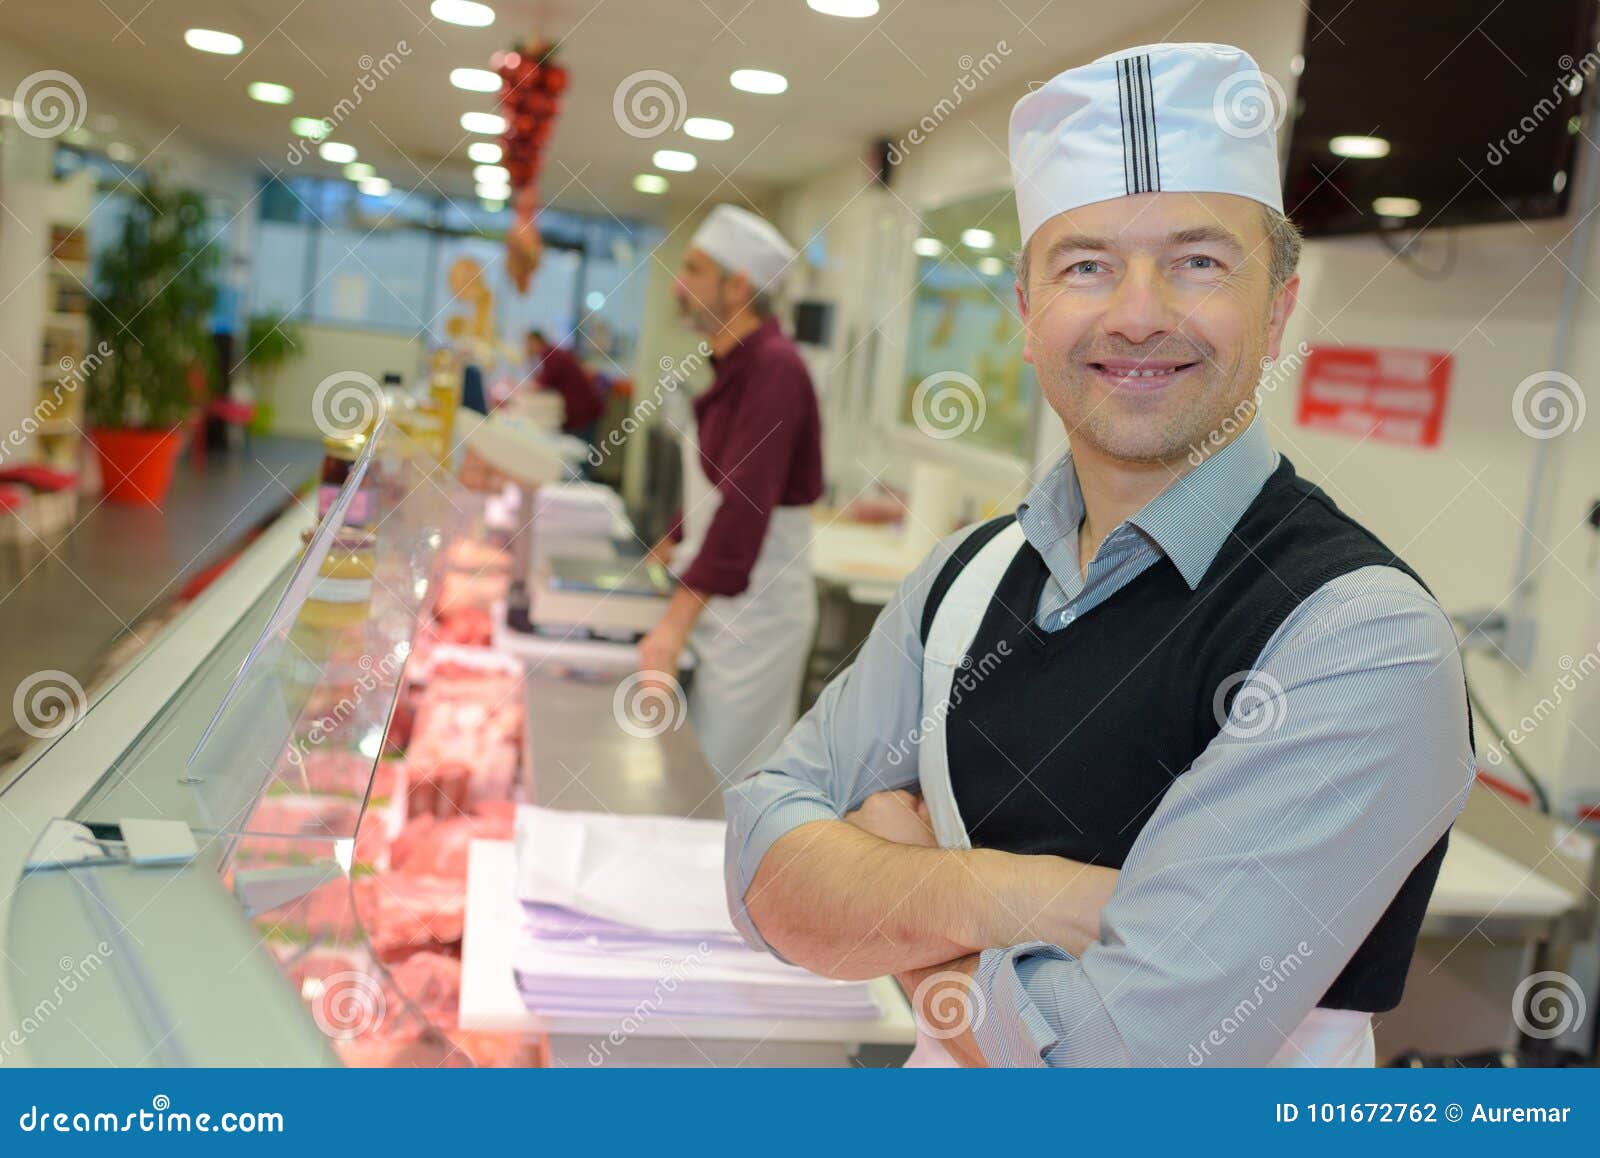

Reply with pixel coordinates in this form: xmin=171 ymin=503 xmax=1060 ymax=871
xmin=457 ymin=666 xmax=917 ymax=1051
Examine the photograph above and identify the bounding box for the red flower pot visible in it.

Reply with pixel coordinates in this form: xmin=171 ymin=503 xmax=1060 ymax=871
xmin=88 ymin=426 xmax=184 ymax=506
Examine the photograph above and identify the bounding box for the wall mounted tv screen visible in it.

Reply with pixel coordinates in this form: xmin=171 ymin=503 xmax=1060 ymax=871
xmin=1284 ymin=0 xmax=1598 ymax=237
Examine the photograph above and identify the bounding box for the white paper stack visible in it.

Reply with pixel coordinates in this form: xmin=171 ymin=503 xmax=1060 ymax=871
xmin=532 ymin=481 xmax=631 ymax=540
xmin=511 ymin=806 xmax=880 ymax=1020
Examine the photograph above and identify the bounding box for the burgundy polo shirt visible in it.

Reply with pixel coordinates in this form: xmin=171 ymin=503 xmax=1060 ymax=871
xmin=677 ymin=317 xmax=823 ymax=598
xmin=533 ymin=345 xmax=604 ymax=433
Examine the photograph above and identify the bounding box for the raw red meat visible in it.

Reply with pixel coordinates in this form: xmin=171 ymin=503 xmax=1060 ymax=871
xmin=354 ymin=873 xmax=466 ymax=955
xmin=390 ymin=810 xmax=515 ymax=880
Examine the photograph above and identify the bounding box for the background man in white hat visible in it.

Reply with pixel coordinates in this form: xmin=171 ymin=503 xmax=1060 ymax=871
xmin=721 ymin=44 xmax=1475 ymax=1066
xmin=639 ymin=203 xmax=824 ymax=781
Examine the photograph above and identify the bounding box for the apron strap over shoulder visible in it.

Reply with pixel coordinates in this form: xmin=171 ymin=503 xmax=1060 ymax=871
xmin=918 ymin=520 xmax=1029 ymax=850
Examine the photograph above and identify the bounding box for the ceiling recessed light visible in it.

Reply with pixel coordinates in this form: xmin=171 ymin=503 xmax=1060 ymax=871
xmin=977 ymin=256 xmax=1006 ymax=276
xmin=185 ymin=29 xmax=243 ymax=55
xmin=106 ymin=142 xmax=136 ymax=163
xmin=247 ymin=82 xmax=293 ymax=105
xmin=807 ymin=0 xmax=880 ymax=16
xmin=585 ymin=291 xmax=606 ymax=311
xmin=912 ymin=237 xmax=943 ymax=257
xmin=431 ymin=0 xmax=496 ymax=27
xmin=1329 ymin=134 xmax=1390 ymax=159
xmin=473 ymin=164 xmax=509 ymax=184
xmin=358 ymin=177 xmax=392 ymax=197
xmin=467 ymin=141 xmax=503 ymax=164
xmin=290 ymin=117 xmax=329 ymax=140
xmin=653 ymin=148 xmax=697 ymax=172
xmin=476 ymin=185 xmax=510 ymax=203
xmin=460 ymin=111 xmax=506 ymax=135
xmin=634 ymin=173 xmax=669 ymax=194
xmin=684 ymin=117 xmax=734 ymax=141
xmin=730 ymin=69 xmax=787 ymax=95
xmin=319 ymin=141 xmax=358 ymax=164
xmin=961 ymin=228 xmax=994 ymax=250
xmin=344 ymin=162 xmax=376 ymax=181
xmin=1372 ymin=196 xmax=1421 ymax=218
xmin=450 ymin=68 xmax=501 ymax=93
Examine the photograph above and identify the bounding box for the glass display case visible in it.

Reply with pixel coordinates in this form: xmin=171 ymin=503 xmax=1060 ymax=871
xmin=0 ymin=416 xmax=524 ymax=1066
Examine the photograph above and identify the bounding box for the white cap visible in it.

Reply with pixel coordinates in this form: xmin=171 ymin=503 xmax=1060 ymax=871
xmin=1009 ymin=42 xmax=1285 ymax=245
xmin=688 ymin=204 xmax=799 ymax=293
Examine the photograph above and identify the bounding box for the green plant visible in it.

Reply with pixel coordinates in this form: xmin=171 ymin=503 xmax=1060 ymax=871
xmin=244 ymin=312 xmax=305 ymax=374
xmin=86 ymin=185 xmax=219 ymax=429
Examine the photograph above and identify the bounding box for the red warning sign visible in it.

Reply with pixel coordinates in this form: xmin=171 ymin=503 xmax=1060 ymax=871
xmin=1295 ymin=345 xmax=1452 ymax=448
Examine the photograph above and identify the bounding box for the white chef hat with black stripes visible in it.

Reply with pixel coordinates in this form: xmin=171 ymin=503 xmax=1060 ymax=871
xmin=1009 ymin=42 xmax=1286 ymax=245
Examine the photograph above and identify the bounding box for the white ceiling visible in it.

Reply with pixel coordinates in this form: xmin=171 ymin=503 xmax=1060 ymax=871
xmin=0 ymin=0 xmax=1195 ymax=220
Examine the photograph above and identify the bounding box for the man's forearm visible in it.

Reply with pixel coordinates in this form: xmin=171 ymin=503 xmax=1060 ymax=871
xmin=743 ymin=820 xmax=1118 ymax=980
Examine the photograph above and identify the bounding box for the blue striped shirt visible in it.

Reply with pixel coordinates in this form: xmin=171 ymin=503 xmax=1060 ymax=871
xmin=723 ymin=417 xmax=1475 ymax=1065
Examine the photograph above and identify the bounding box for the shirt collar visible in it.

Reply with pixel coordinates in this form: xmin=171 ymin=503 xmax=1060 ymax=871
xmin=1017 ymin=415 xmax=1279 ymax=590
xmin=697 ymin=316 xmax=781 ymax=414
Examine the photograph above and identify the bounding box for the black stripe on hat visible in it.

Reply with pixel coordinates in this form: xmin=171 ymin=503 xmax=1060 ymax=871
xmin=1117 ymin=58 xmax=1135 ymax=195
xmin=1139 ymin=54 xmax=1161 ymax=191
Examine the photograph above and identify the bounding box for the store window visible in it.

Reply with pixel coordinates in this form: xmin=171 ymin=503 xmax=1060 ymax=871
xmin=250 ymin=175 xmax=659 ymax=368
xmin=897 ymin=188 xmax=1038 ymax=461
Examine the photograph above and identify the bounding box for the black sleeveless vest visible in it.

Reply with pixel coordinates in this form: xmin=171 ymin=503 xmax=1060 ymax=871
xmin=919 ymin=455 xmax=1472 ymax=1012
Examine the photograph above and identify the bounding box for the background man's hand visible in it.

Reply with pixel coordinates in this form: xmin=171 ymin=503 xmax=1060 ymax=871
xmin=845 ymin=789 xmax=937 ymax=848
xmin=637 ymin=621 xmax=688 ymax=687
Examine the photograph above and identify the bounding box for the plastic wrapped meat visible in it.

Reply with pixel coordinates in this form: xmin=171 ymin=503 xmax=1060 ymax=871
xmin=406 ymin=675 xmax=523 ymax=812
xmin=390 ymin=808 xmax=516 ymax=880
xmin=435 ymin=570 xmax=509 ymax=618
xmin=445 ymin=538 xmax=510 ymax=574
xmin=354 ymin=873 xmax=467 ymax=956
xmin=387 ymin=950 xmax=461 ymax=1014
xmin=435 ymin=605 xmax=493 ymax=646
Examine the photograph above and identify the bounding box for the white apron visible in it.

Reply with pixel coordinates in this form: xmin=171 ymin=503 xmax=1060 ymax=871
xmin=905 ymin=521 xmax=1375 ymax=1068
xmin=672 ymin=424 xmax=817 ymax=782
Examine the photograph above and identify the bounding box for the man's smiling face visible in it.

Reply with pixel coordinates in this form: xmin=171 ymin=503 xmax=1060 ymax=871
xmin=1017 ymin=191 xmax=1298 ymax=465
